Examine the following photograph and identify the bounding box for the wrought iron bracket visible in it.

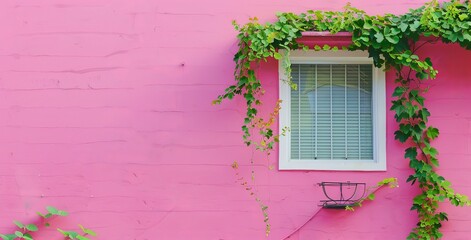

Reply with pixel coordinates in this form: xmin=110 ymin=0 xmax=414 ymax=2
xmin=318 ymin=181 xmax=366 ymax=209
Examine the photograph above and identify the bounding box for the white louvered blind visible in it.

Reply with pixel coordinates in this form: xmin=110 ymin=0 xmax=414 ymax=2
xmin=290 ymin=64 xmax=374 ymax=161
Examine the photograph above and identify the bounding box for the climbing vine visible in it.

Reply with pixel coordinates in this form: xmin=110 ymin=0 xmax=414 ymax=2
xmin=345 ymin=177 xmax=399 ymax=212
xmin=214 ymin=0 xmax=471 ymax=239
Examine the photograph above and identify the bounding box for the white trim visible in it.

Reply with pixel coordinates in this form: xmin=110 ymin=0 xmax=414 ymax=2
xmin=279 ymin=50 xmax=386 ymax=171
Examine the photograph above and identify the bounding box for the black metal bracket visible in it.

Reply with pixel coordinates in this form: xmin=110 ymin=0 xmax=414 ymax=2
xmin=318 ymin=181 xmax=366 ymax=209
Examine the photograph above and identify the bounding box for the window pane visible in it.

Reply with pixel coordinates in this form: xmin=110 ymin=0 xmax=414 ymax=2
xmin=290 ymin=63 xmax=373 ymax=160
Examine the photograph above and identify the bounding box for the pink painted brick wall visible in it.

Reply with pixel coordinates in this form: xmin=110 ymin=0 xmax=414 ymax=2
xmin=1 ymin=1 xmax=470 ymax=239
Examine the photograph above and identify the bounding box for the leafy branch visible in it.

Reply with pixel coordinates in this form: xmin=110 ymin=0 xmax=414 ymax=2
xmin=345 ymin=177 xmax=399 ymax=211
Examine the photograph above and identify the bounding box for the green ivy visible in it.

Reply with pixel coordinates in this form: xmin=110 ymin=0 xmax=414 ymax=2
xmin=345 ymin=177 xmax=399 ymax=211
xmin=214 ymin=0 xmax=471 ymax=239
xmin=0 ymin=206 xmax=96 ymax=240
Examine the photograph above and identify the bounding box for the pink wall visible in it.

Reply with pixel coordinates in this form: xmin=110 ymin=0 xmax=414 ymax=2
xmin=1 ymin=0 xmax=471 ymax=239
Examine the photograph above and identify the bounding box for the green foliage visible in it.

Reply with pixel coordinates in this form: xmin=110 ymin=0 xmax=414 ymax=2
xmin=216 ymin=0 xmax=471 ymax=238
xmin=0 ymin=207 xmax=95 ymax=240
xmin=346 ymin=178 xmax=399 ymax=212
xmin=78 ymin=225 xmax=96 ymax=237
xmin=57 ymin=224 xmax=96 ymax=240
xmin=377 ymin=177 xmax=400 ymax=188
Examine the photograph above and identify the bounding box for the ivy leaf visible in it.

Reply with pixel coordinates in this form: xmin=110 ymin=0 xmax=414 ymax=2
xmin=0 ymin=235 xmax=16 ymax=240
xmin=244 ymin=93 xmax=255 ymax=102
xmin=367 ymin=193 xmax=376 ymax=200
xmin=386 ymin=35 xmax=400 ymax=44
xmin=442 ymin=181 xmax=451 ymax=188
xmin=395 ymin=130 xmax=409 ymax=143
xmin=415 ymin=96 xmax=425 ymax=106
xmin=363 ymin=21 xmax=373 ymax=29
xmin=399 ymin=123 xmax=411 ymax=134
xmin=424 ymin=57 xmax=433 ymax=67
xmin=423 ymin=146 xmax=438 ymax=158
xmin=439 ymin=212 xmax=448 ymax=221
xmin=426 ymin=127 xmax=439 ymax=140
xmin=406 ymin=174 xmax=417 ymax=185
xmin=22 ymin=233 xmax=33 ymax=240
xmin=79 ymin=224 xmax=97 ymax=236
xmin=26 ymin=224 xmax=38 ymax=232
xmin=247 ymin=108 xmax=257 ymax=117
xmin=408 ymin=232 xmax=419 ymax=239
xmin=413 ymin=194 xmax=425 ymax=205
xmin=57 ymin=210 xmax=69 ymax=217
xmin=377 ymin=177 xmax=397 ymax=187
xmin=464 ymin=32 xmax=471 ymax=41
xmin=416 ymin=71 xmax=428 ymax=80
xmin=418 ymin=121 xmax=426 ymax=130
xmin=409 ymin=89 xmax=418 ymax=97
xmin=405 ymin=147 xmax=417 ymax=161
xmin=13 ymin=221 xmax=24 ymax=229
xmin=420 ymin=108 xmax=431 ymax=122
xmin=399 ymin=22 xmax=408 ymax=32
xmin=410 ymin=20 xmax=420 ymax=31
xmin=392 ymin=87 xmax=406 ymax=97
xmin=374 ymin=32 xmax=384 ymax=43
xmin=429 ymin=148 xmax=438 ymax=158
xmin=390 ymin=99 xmax=405 ymax=114
xmin=47 ymin=206 xmax=59 ymax=215
xmin=273 ymin=52 xmax=282 ymax=60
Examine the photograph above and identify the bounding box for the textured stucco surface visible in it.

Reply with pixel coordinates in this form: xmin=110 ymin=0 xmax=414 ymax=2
xmin=1 ymin=0 xmax=471 ymax=239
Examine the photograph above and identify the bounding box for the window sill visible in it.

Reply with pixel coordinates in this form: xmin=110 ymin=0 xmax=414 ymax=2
xmin=279 ymin=159 xmax=387 ymax=171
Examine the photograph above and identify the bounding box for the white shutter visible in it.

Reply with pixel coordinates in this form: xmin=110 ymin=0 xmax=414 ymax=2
xmin=290 ymin=63 xmax=374 ymax=161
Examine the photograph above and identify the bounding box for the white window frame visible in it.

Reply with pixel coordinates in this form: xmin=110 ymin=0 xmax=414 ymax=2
xmin=279 ymin=50 xmax=386 ymax=171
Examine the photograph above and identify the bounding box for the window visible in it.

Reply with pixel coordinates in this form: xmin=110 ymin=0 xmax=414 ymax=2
xmin=279 ymin=50 xmax=386 ymax=171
